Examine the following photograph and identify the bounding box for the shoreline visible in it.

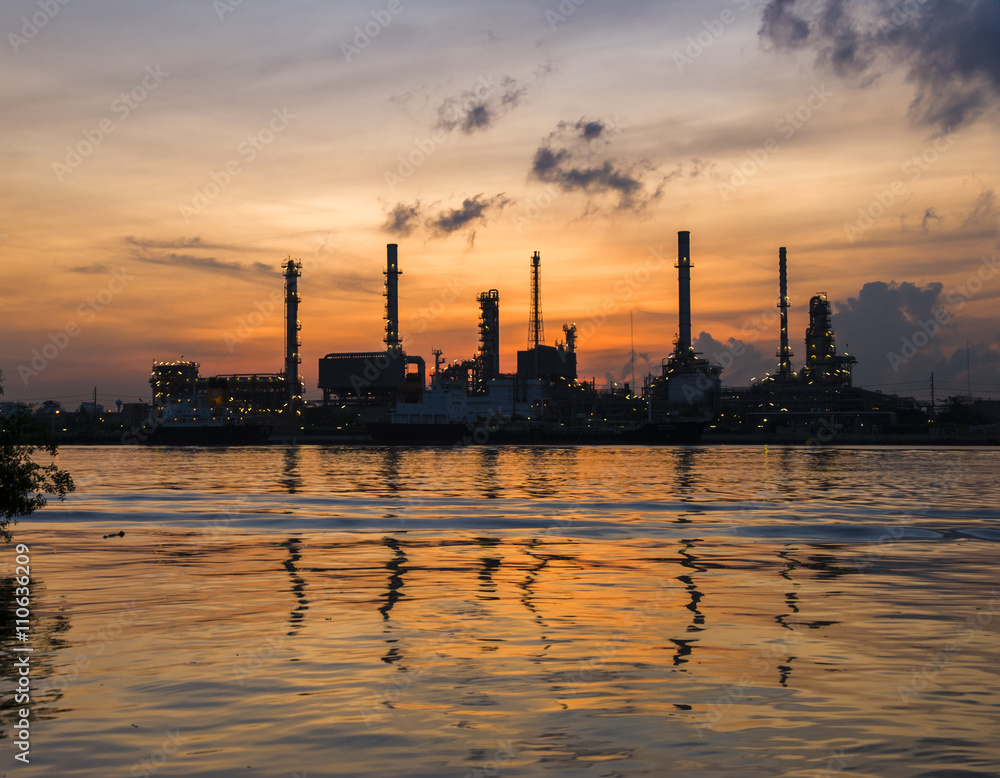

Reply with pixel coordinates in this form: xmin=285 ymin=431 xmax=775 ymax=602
xmin=48 ymin=434 xmax=1000 ymax=447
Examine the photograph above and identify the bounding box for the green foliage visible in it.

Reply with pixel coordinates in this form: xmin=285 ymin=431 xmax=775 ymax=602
xmin=0 ymin=372 xmax=75 ymax=542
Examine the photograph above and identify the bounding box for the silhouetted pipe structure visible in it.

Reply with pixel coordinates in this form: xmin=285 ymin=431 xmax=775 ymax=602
xmin=799 ymin=292 xmax=856 ymax=386
xmin=676 ymin=231 xmax=692 ymax=356
xmin=477 ymin=289 xmax=500 ymax=383
xmin=776 ymin=247 xmax=793 ymax=380
xmin=384 ymin=244 xmax=402 ymax=354
xmin=562 ymin=323 xmax=577 ymax=353
xmin=282 ymin=257 xmax=302 ymax=412
xmin=528 ymin=251 xmax=543 ymax=349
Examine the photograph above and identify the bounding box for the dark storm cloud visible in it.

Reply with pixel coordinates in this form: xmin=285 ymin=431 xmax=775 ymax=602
xmin=692 ymin=332 xmax=773 ymax=387
xmin=382 ymin=201 xmax=423 ymax=236
xmin=759 ymin=0 xmax=810 ymax=49
xmin=435 ymin=75 xmax=528 ymax=134
xmin=833 ymin=277 xmax=1000 ymax=394
xmin=529 ymin=118 xmax=665 ymax=211
xmin=833 ymin=279 xmax=947 ymax=384
xmin=381 ymin=195 xmax=510 ymax=241
xmin=577 ymin=120 xmax=605 ymax=141
xmin=758 ymin=0 xmax=1000 ymax=129
xmin=427 ymin=194 xmax=510 ymax=235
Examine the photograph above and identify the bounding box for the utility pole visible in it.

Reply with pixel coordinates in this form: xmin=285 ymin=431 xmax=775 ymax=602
xmin=967 ymin=342 xmax=972 ymax=400
xmin=930 ymin=372 xmax=935 ymax=419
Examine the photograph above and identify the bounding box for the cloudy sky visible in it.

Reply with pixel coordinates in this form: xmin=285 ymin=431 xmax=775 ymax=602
xmin=1 ymin=0 xmax=997 ymax=407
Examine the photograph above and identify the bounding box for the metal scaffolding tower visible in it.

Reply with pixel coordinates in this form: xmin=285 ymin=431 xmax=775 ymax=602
xmin=528 ymin=251 xmax=544 ymax=349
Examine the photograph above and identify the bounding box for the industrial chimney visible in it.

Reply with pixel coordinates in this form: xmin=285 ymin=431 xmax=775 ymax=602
xmin=676 ymin=231 xmax=692 ymax=356
xmin=384 ymin=244 xmax=402 ymax=354
xmin=776 ymin=247 xmax=793 ymax=380
xmin=282 ymin=257 xmax=302 ymax=413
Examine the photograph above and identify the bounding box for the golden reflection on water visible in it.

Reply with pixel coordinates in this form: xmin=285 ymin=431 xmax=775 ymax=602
xmin=3 ymin=525 xmax=998 ymax=777
xmin=3 ymin=446 xmax=1000 ymax=776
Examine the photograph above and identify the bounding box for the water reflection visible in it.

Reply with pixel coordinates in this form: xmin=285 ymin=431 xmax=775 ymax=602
xmin=804 ymin=447 xmax=843 ymax=491
xmin=477 ymin=448 xmax=502 ymax=499
xmin=18 ymin=446 xmax=1000 ymax=777
xmin=517 ymin=540 xmax=550 ymax=632
xmin=380 ymin=448 xmax=402 ymax=495
xmin=0 ymin=575 xmax=71 ymax=731
xmin=280 ymin=445 xmax=301 ymax=494
xmin=280 ymin=537 xmax=308 ymax=635
xmin=377 ymin=536 xmax=407 ymax=621
xmin=672 ymin=538 xmax=706 ymax=666
xmin=475 ymin=537 xmax=502 ymax=602
xmin=673 ymin=448 xmax=701 ymax=501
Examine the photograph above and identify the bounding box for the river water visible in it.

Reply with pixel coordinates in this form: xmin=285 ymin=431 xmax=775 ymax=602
xmin=2 ymin=445 xmax=999 ymax=777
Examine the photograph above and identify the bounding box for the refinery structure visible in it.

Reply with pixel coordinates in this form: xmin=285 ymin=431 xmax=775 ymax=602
xmin=146 ymin=258 xmax=304 ymax=443
xmin=142 ymin=231 xmax=921 ymax=444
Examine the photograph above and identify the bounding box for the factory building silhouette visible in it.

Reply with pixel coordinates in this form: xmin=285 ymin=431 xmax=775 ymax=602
xmin=143 ymin=232 xmax=919 ymax=444
xmin=146 ymin=258 xmax=304 ymax=443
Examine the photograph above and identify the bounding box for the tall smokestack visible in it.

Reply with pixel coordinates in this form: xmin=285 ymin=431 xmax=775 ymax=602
xmin=283 ymin=257 xmax=302 ymax=413
xmin=776 ymin=247 xmax=793 ymax=380
xmin=676 ymin=231 xmax=692 ymax=355
xmin=384 ymin=244 xmax=401 ymax=354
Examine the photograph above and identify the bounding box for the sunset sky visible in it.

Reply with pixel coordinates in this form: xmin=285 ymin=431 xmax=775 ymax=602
xmin=1 ymin=0 xmax=997 ymax=407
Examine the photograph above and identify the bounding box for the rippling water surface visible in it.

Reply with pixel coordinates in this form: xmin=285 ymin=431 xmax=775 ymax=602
xmin=3 ymin=445 xmax=999 ymax=777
